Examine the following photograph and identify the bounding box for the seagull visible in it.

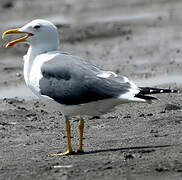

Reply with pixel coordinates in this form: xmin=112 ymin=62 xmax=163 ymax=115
xmin=2 ymin=19 xmax=180 ymax=156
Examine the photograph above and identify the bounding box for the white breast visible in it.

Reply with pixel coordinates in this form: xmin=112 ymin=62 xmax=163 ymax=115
xmin=24 ymin=51 xmax=60 ymax=97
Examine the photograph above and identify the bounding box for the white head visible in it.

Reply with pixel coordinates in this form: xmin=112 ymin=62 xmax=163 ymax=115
xmin=3 ymin=19 xmax=60 ymax=53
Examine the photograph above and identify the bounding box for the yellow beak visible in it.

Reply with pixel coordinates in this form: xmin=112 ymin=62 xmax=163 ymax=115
xmin=2 ymin=28 xmax=34 ymax=47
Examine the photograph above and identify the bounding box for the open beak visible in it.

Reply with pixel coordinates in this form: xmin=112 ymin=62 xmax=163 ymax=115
xmin=2 ymin=28 xmax=34 ymax=47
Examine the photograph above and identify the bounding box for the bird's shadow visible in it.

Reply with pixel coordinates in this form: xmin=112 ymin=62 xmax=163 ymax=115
xmin=76 ymin=144 xmax=171 ymax=155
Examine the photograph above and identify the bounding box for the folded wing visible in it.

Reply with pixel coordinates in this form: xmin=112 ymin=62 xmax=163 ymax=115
xmin=39 ymin=54 xmax=137 ymax=105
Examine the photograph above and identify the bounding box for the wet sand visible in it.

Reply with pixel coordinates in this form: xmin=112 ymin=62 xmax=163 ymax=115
xmin=0 ymin=0 xmax=182 ymax=180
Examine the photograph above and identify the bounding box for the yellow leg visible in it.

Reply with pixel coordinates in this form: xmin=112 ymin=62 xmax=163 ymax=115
xmin=50 ymin=116 xmax=74 ymax=156
xmin=78 ymin=117 xmax=84 ymax=153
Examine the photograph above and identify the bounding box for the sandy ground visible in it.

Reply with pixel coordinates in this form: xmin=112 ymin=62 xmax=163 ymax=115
xmin=0 ymin=0 xmax=182 ymax=180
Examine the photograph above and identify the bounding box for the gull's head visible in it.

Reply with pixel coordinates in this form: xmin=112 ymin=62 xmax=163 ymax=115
xmin=2 ymin=19 xmax=59 ymax=51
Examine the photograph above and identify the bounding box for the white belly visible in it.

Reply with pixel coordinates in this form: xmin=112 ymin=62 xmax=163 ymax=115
xmin=39 ymin=94 xmax=123 ymax=117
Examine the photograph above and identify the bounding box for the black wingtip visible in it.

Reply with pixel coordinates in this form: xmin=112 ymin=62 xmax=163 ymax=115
xmin=139 ymin=87 xmax=181 ymax=95
xmin=135 ymin=94 xmax=158 ymax=101
xmin=171 ymin=89 xmax=181 ymax=93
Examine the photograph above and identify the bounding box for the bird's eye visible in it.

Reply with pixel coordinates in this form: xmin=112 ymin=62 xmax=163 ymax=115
xmin=34 ymin=25 xmax=40 ymax=29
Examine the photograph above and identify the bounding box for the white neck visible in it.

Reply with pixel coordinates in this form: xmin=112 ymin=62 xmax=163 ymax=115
xmin=23 ymin=43 xmax=58 ymax=86
xmin=28 ymin=42 xmax=58 ymax=56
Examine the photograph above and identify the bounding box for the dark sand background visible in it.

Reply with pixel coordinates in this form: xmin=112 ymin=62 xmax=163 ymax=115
xmin=0 ymin=0 xmax=182 ymax=179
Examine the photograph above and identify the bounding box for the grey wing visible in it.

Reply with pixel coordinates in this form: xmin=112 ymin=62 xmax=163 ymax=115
xmin=39 ymin=54 xmax=133 ymax=105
